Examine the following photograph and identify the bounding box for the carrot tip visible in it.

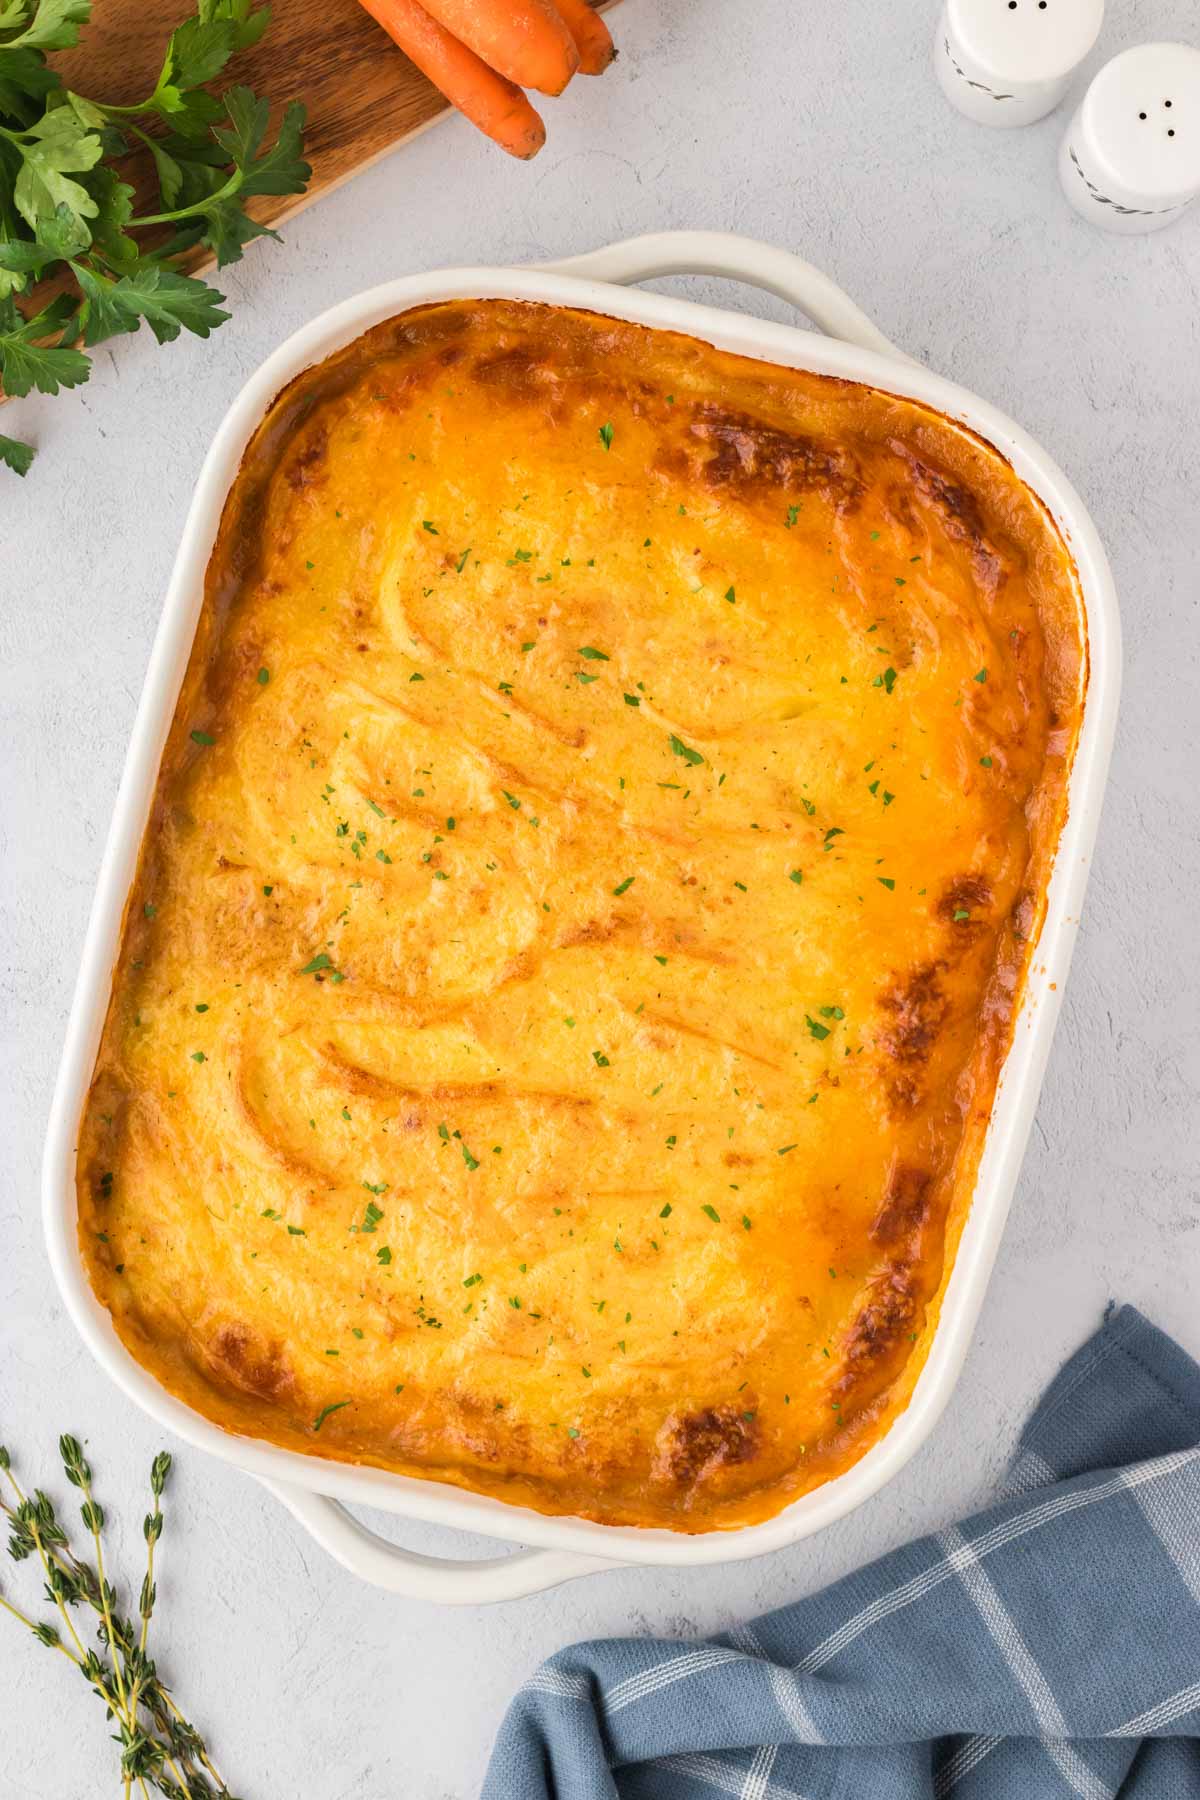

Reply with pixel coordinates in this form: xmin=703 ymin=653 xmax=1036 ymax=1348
xmin=582 ymin=43 xmax=616 ymax=74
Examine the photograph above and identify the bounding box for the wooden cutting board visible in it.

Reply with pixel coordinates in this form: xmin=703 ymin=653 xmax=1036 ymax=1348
xmin=48 ymin=0 xmax=619 ymax=257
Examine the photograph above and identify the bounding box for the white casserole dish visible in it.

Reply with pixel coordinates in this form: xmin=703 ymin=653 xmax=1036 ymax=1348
xmin=42 ymin=231 xmax=1120 ymax=1604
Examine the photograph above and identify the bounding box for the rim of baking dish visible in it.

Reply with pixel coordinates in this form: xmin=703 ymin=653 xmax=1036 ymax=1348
xmin=42 ymin=261 xmax=1121 ymax=1567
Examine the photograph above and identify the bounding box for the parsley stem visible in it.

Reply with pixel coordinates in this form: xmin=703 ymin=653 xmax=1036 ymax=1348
xmin=128 ymin=167 xmax=244 ymax=229
xmin=94 ymin=94 xmax=167 ymax=117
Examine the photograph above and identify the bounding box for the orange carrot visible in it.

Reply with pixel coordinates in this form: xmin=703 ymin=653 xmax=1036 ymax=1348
xmin=546 ymin=0 xmax=615 ymax=74
xmin=417 ymin=0 xmax=579 ymax=96
xmin=358 ymin=0 xmax=546 ymax=158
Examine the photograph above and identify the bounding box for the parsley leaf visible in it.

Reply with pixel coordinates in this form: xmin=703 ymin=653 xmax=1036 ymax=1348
xmin=10 ymin=103 xmax=103 ymax=235
xmin=312 ymin=1400 xmax=349 ymax=1432
xmin=668 ymin=733 xmax=704 ymax=767
xmin=0 ymin=430 xmax=33 ymax=474
xmin=72 ymin=261 xmax=228 ymax=345
xmin=0 ymin=295 xmax=88 ymax=393
xmin=0 ymin=0 xmax=90 ymax=54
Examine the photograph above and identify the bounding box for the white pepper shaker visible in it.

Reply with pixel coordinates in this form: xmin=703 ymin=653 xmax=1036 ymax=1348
xmin=1060 ymin=43 xmax=1200 ymax=232
xmin=935 ymin=0 xmax=1103 ymax=128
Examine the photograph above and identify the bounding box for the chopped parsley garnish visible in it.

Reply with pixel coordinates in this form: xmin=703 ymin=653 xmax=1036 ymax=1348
xmin=462 ymin=1143 xmax=480 ymax=1172
xmin=599 ymin=421 xmax=614 ymax=450
xmin=257 ymin=667 xmax=270 ymax=685
xmin=668 ymin=733 xmax=704 ymax=767
xmin=456 ymin=547 xmax=472 ymax=572
xmin=463 ymin=1273 xmax=482 ymax=1287
xmin=592 ymin=1050 xmax=610 ymax=1068
xmin=953 ymin=908 xmax=970 ymax=922
xmin=612 ymin=876 xmax=635 ymax=896
xmin=624 ymin=693 xmax=640 ymax=707
xmin=376 ymin=1246 xmax=392 ymax=1264
xmin=312 ymin=1401 xmax=349 ymax=1432
xmin=299 ymin=953 xmax=333 ymax=975
xmin=578 ymin=646 xmax=609 ymax=661
xmin=878 ymin=876 xmax=896 ymax=890
xmin=974 ymin=667 xmax=988 ymax=683
xmin=788 ymin=869 xmax=803 ymax=885
xmin=872 ymin=667 xmax=898 ymax=694
xmin=805 ymin=1015 xmax=831 ymax=1040
xmin=980 ymin=755 xmax=993 ymax=768
xmin=701 ymin=1204 xmax=720 ymax=1222
xmin=190 ymin=729 xmax=214 ymax=746
xmin=724 ymin=586 xmax=736 ymax=604
xmin=422 ymin=520 xmax=439 ymax=534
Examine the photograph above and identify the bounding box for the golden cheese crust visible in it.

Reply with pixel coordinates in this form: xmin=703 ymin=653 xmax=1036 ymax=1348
xmin=77 ymin=300 xmax=1086 ymax=1531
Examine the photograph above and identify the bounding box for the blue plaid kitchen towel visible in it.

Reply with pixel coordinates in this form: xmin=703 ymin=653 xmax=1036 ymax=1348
xmin=483 ymin=1305 xmax=1200 ymax=1799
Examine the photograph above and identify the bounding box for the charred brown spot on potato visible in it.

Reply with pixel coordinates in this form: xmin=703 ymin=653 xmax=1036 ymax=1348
xmin=284 ymin=430 xmax=328 ymax=491
xmin=872 ymin=1164 xmax=934 ymax=1245
xmin=837 ymin=1262 xmax=921 ymax=1398
xmin=206 ymin=1324 xmax=293 ymax=1403
xmin=890 ymin=441 xmax=1009 ymax=590
xmin=878 ymin=961 xmax=949 ymax=1067
xmin=652 ymin=1403 xmax=760 ymax=1491
xmin=690 ymin=404 xmax=861 ymax=507
xmin=1010 ymin=889 xmax=1036 ymax=942
xmin=939 ymin=874 xmax=992 ymax=920
xmin=471 ymin=345 xmax=549 ymax=392
xmin=938 ymin=874 xmax=993 ymax=942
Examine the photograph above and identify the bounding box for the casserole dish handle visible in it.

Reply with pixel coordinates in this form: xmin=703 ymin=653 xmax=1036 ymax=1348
xmin=534 ymin=229 xmax=917 ymax=365
xmin=261 ymin=1479 xmax=614 ymax=1603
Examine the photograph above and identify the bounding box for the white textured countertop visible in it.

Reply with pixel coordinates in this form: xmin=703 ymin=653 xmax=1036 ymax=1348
xmin=2 ymin=0 xmax=1198 ymax=1794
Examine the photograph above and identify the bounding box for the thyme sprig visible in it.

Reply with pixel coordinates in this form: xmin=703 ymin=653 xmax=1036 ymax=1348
xmin=0 ymin=1435 xmax=241 ymax=1799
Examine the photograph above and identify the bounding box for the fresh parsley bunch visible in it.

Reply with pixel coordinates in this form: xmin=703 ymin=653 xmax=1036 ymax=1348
xmin=0 ymin=0 xmax=310 ymax=475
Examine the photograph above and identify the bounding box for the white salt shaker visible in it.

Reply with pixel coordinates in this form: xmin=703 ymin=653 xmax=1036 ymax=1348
xmin=1060 ymin=43 xmax=1200 ymax=232
xmin=936 ymin=0 xmax=1104 ymax=128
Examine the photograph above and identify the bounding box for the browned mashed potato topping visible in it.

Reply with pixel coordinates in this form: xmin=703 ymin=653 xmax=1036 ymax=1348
xmin=77 ymin=300 xmax=1086 ymax=1530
